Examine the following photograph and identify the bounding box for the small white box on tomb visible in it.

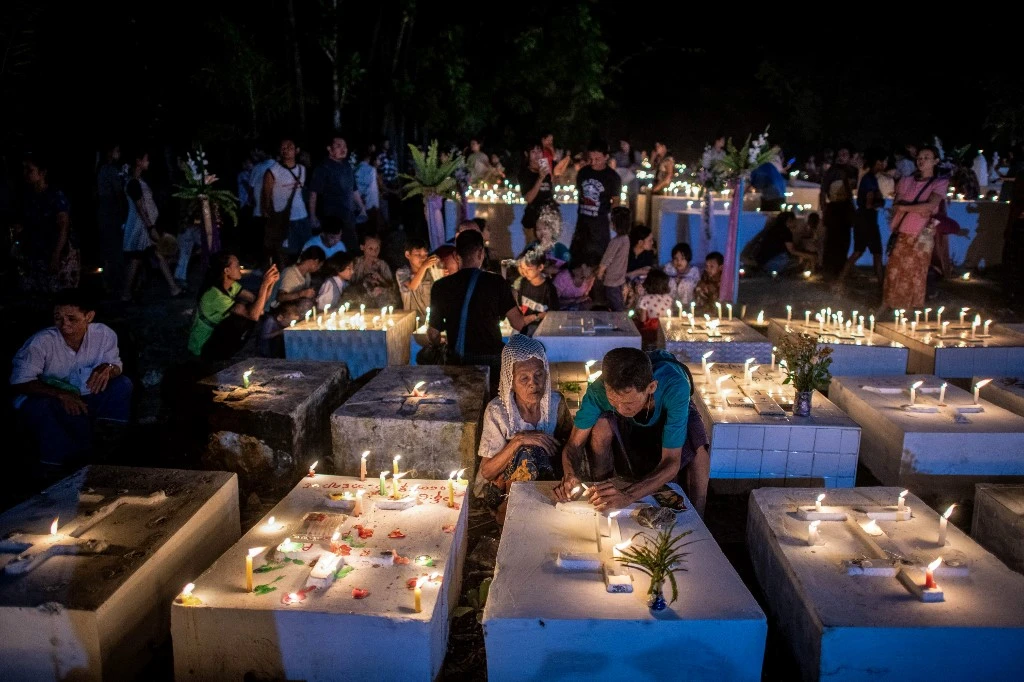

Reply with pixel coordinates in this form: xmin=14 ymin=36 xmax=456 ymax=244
xmin=172 ymin=474 xmax=468 ymax=682
xmin=0 ymin=466 xmax=239 ymax=681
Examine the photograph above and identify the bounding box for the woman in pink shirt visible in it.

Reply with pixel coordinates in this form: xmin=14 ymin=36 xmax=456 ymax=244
xmin=882 ymin=146 xmax=948 ymax=309
xmin=553 ymin=257 xmax=597 ymax=310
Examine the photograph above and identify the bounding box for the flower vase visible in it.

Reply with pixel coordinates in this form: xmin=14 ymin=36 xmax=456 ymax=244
xmin=794 ymin=390 xmax=813 ymax=417
xmin=647 ymin=578 xmax=667 ymax=611
xmin=425 ymin=194 xmax=446 ymax=251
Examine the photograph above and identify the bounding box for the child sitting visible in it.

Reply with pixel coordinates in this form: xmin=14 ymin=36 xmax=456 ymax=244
xmin=316 ymin=252 xmax=354 ymax=310
xmin=395 ymin=237 xmax=437 ymax=319
xmin=694 ymin=251 xmax=724 ymax=310
xmin=258 ymin=301 xmax=302 ymax=358
xmin=553 ymin=255 xmax=597 ymax=310
xmin=596 ymin=206 xmax=632 ymax=311
xmin=351 ymin=233 xmax=397 ymax=308
xmin=513 ymin=247 xmax=560 ymax=335
xmin=635 ymin=268 xmax=674 ymax=348
xmin=663 ymin=242 xmax=700 ymax=305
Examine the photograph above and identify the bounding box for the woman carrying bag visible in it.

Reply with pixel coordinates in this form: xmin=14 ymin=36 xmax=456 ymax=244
xmin=882 ymin=145 xmax=949 ymax=310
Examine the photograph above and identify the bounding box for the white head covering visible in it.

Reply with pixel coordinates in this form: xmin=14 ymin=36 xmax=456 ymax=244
xmin=498 ymin=334 xmax=553 ymax=435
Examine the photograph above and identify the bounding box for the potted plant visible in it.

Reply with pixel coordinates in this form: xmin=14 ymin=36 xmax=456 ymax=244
xmin=613 ymin=528 xmax=694 ymax=611
xmin=172 ymin=146 xmax=239 ymax=255
xmin=778 ymin=333 xmax=833 ymax=417
xmin=401 ymin=140 xmax=464 ymax=250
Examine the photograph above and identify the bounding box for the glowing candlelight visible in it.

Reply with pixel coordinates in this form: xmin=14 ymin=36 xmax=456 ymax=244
xmin=815 ymin=493 xmax=825 ymax=512
xmin=861 ymin=519 xmax=882 ymax=536
xmin=804 ymin=310 xmax=811 ymax=326
xmin=715 ymin=374 xmax=730 ymax=393
xmin=263 ymin=516 xmax=283 ymax=532
xmin=360 ymin=451 xmax=369 ymax=481
xmin=925 ymin=557 xmax=942 ymax=589
xmin=393 ymin=455 xmax=401 ymax=475
xmin=391 ymin=471 xmax=404 ymax=499
xmin=939 ymin=382 xmax=947 ymax=405
xmin=50 ymin=517 xmax=59 ymax=536
xmin=360 ymin=304 xmax=366 ymax=315
xmin=612 ymin=539 xmax=631 ymax=558
xmin=585 ymin=360 xmax=596 ymax=375
xmin=607 ymin=510 xmax=620 ymax=537
xmin=726 ymin=303 xmax=733 ymax=320
xmin=307 ymin=460 xmax=318 ymax=477
xmin=588 ymin=370 xmax=602 ymax=383
xmin=898 ymin=490 xmax=908 ymax=510
xmin=305 ymin=310 xmax=312 ymax=322
xmin=974 ymin=378 xmax=991 ymax=404
xmin=960 ymin=307 xmax=968 ymax=325
xmin=941 ymin=321 xmax=949 ymax=336
xmin=675 ymin=300 xmax=682 ymax=317
xmin=786 ymin=304 xmax=792 ymax=322
xmin=938 ymin=504 xmax=956 ymax=546
xmin=412 ymin=380 xmax=426 ymax=396
xmin=690 ymin=301 xmax=695 ymax=317
xmin=936 ymin=306 xmax=944 ymax=327
xmin=756 ymin=310 xmax=764 ymax=325
xmin=715 ymin=302 xmax=722 ymax=320
xmin=388 ymin=305 xmax=394 ymax=316
xmin=817 ymin=313 xmax=824 ymax=332
xmin=743 ymin=358 xmax=754 ymax=384
xmin=353 ymin=490 xmax=364 ymax=516
xmin=245 ymin=547 xmax=264 ymax=592
xmin=914 ymin=310 xmax=921 ymax=325
xmin=923 ymin=308 xmax=931 ymax=324
xmin=456 ymin=468 xmax=468 ymax=486
xmin=807 ymin=520 xmax=821 ymax=546
xmin=869 ymin=314 xmax=875 ymax=334
xmin=910 ymin=320 xmax=917 ymax=335
xmin=182 ymin=582 xmax=195 ymax=597
xmin=414 ymin=576 xmax=425 ymax=613
xmin=984 ymin=319 xmax=992 ymax=335
xmin=909 ymin=380 xmax=923 ymax=405
xmin=747 ymin=366 xmax=760 ymax=385
xmin=242 ymin=369 xmax=253 ymax=388
xmin=701 ymin=350 xmax=713 ymax=376
xmin=771 ymin=346 xmax=776 ymax=369
xmin=379 ymin=471 xmax=388 ymax=496
xmin=447 ymin=471 xmax=456 ymax=508
xmin=704 ymin=362 xmax=715 ymax=385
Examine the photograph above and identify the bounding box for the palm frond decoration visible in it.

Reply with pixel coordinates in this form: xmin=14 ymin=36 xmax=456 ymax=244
xmin=712 ymin=126 xmax=780 ymax=182
xmin=400 ymin=140 xmax=465 ymax=201
xmin=613 ymin=528 xmax=696 ymax=605
xmin=172 ymin=145 xmax=240 ymax=226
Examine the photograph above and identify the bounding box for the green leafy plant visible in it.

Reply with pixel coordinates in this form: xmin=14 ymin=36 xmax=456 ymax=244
xmin=172 ymin=146 xmax=240 ymax=226
xmin=613 ymin=528 xmax=694 ymax=605
xmin=452 ymin=576 xmax=491 ymax=623
xmin=778 ymin=333 xmax=833 ymax=392
xmin=557 ymin=380 xmax=582 ymax=395
xmin=713 ymin=127 xmax=780 ymax=181
xmin=400 ymin=140 xmax=464 ymax=201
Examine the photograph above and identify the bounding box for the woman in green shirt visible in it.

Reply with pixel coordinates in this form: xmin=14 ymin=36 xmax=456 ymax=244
xmin=188 ymin=253 xmax=279 ymax=361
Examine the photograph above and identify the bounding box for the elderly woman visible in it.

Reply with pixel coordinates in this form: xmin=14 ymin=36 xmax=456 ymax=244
xmin=475 ymin=334 xmax=572 ymax=524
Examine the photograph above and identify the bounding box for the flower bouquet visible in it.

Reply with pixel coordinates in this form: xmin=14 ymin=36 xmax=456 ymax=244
xmin=172 ymin=146 xmax=239 ymax=252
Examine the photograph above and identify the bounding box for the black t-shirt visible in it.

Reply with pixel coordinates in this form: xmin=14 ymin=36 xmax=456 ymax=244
xmin=627 ymin=249 xmax=657 ymax=272
xmin=513 ymin=276 xmax=560 ymax=313
xmin=576 ymin=166 xmax=621 ymax=220
xmin=521 ymin=168 xmax=554 ymax=229
xmin=429 ymin=268 xmax=517 ymax=357
xmin=756 ymin=220 xmax=793 ymax=266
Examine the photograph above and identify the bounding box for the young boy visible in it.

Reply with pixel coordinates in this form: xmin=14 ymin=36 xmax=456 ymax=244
xmin=276 ymin=245 xmax=326 ymax=309
xmin=596 ymin=206 xmax=631 ymax=311
xmin=395 ymin=237 xmax=438 ymax=319
xmin=513 ymin=248 xmax=560 ymax=335
xmin=694 ymin=251 xmax=724 ymax=310
xmin=316 ymin=252 xmax=354 ymax=310
xmin=663 ymin=242 xmax=701 ymax=304
xmin=258 ymin=301 xmax=302 ymax=358
xmin=351 ymin=233 xmax=396 ymax=308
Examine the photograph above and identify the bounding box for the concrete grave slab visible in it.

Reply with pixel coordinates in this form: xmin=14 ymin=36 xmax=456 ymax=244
xmin=973 ymin=483 xmax=1024 ymax=574
xmin=874 ymin=320 xmax=1024 ymax=378
xmin=484 ymin=481 xmax=767 ymax=681
xmin=748 ymin=486 xmax=1024 ymax=682
xmin=829 ymin=375 xmax=1024 ymax=498
xmin=410 ymin=320 xmax=513 ymax=365
xmin=532 ymin=311 xmax=641 ymax=363
xmin=663 ymin=317 xmax=772 ymax=364
xmin=976 ymin=376 xmax=1024 ymax=418
xmin=688 ymin=363 xmax=860 ymax=489
xmin=0 ymin=466 xmax=238 ymax=681
xmin=284 ymin=310 xmax=417 ymax=379
xmin=198 ymin=359 xmax=349 ymax=487
xmin=765 ymin=318 xmax=908 ymax=376
xmin=172 ymin=474 xmax=468 ymax=682
xmin=331 ymin=365 xmax=488 ymax=480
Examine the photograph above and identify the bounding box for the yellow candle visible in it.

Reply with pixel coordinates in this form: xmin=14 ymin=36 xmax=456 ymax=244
xmin=245 ymin=547 xmax=263 ymax=592
xmin=414 ymin=577 xmax=424 ymax=613
xmin=447 ymin=472 xmax=456 ymax=508
xmin=392 ymin=474 xmax=400 ymax=499
xmin=393 ymin=455 xmax=401 ymax=475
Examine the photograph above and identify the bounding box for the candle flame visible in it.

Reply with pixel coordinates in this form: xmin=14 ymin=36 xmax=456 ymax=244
xmin=928 ymin=557 xmax=942 ymax=572
xmin=702 ymin=350 xmax=713 ymax=360
xmin=748 ymin=365 xmax=760 ymax=374
xmin=608 ymin=510 xmax=621 ymax=519
xmin=585 ymin=360 xmax=596 ymax=371
xmin=357 ymin=490 xmax=364 ymax=498
xmin=381 ymin=471 xmax=390 ymax=479
xmin=309 ymin=460 xmax=318 ymax=472
xmin=393 ymin=471 xmax=407 ymax=481
xmin=899 ymin=490 xmax=908 ymax=500
xmin=248 ymin=547 xmax=265 ymax=558
xmin=587 ymin=370 xmax=602 ymax=383
xmin=614 ymin=540 xmax=631 ymax=552
xmin=416 ymin=576 xmax=426 ymax=588
xmin=182 ymin=583 xmax=195 ymax=596
xmin=910 ymin=380 xmax=924 ymax=390
xmin=288 ymin=592 xmax=299 ymax=601
xmin=361 ymin=450 xmax=370 ymax=461
xmin=816 ymin=493 xmax=826 ymax=503
xmin=942 ymin=504 xmax=956 ymax=519
xmin=449 ymin=471 xmax=457 ymax=480
xmin=266 ymin=516 xmax=276 ymax=527
xmin=394 ymin=455 xmax=402 ymax=464
xmin=50 ymin=517 xmax=58 ymax=535
xmin=412 ymin=381 xmax=426 ymax=395
xmin=243 ymin=369 xmax=253 ymax=379
xmin=456 ymin=468 xmax=466 ymax=479
xmin=809 ymin=520 xmax=821 ymax=530
xmin=331 ymin=531 xmax=340 ymax=542
xmin=863 ymin=520 xmax=879 ymax=533
xmin=746 ymin=357 xmax=756 ymax=365
xmin=975 ymin=379 xmax=992 ymax=390
xmin=570 ymin=486 xmax=581 ymax=496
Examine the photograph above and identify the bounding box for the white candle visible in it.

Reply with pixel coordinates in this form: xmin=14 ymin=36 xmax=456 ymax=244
xmin=974 ymin=378 xmax=991 ymax=404
xmin=360 ymin=451 xmax=369 ymax=481
xmin=941 ymin=321 xmax=949 ymax=336
xmin=804 ymin=310 xmax=811 ymax=326
xmin=893 ymin=310 xmax=899 ymax=325
xmin=815 ymin=493 xmax=825 ymax=511
xmin=771 ymin=347 xmax=776 ymax=369
xmin=744 ymin=357 xmax=754 ymax=383
xmin=817 ymin=313 xmax=824 ymax=332
xmin=869 ymin=314 xmax=875 ymax=334
xmin=938 ymin=504 xmax=956 ymax=546
xmin=726 ymin=303 xmax=733 ymax=320
xmin=910 ymin=380 xmax=923 ymax=405
xmin=936 ymin=306 xmax=944 ymax=327
xmin=914 ymin=310 xmax=921 ymax=324
xmin=898 ymin=490 xmax=908 ymax=510
xmin=701 ymin=350 xmax=713 ymax=375
xmin=910 ymin=320 xmax=917 ymax=335
xmin=747 ymin=366 xmax=760 ymax=385
xmin=923 ymin=308 xmax=931 ymax=324
xmin=690 ymin=301 xmax=695 ymax=317
xmin=715 ymin=302 xmax=722 ymax=320
xmin=675 ymin=300 xmax=682 ymax=318
xmin=353 ymin=490 xmax=364 ymax=516
xmin=715 ymin=374 xmax=729 ymax=393
xmin=807 ymin=520 xmax=821 ymax=546
xmin=704 ymin=363 xmax=715 ymax=385
xmin=939 ymin=382 xmax=947 ymax=405
xmin=960 ymin=307 xmax=968 ymax=325
xmin=984 ymin=319 xmax=992 ymax=335
xmin=607 ymin=510 xmax=620 ymax=537
xmin=786 ymin=304 xmax=792 ymax=322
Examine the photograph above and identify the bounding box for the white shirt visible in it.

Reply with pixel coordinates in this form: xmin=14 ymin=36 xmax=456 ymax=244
xmin=355 ymin=162 xmax=379 ymax=210
xmin=268 ymin=162 xmax=308 ymax=220
xmin=10 ymin=324 xmax=122 ymax=398
xmin=317 ymin=276 xmax=348 ymax=310
xmin=249 ymin=159 xmax=275 ymax=217
xmin=303 ymin=234 xmax=346 ymax=258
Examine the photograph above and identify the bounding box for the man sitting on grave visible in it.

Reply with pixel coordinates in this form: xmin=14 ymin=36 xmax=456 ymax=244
xmin=11 ymin=288 xmax=132 ymax=470
xmin=475 ymin=334 xmax=573 ymax=525
xmin=553 ymin=347 xmax=711 ymax=516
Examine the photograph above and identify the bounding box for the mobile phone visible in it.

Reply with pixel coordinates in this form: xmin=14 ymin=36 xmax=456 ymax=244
xmin=652 ymin=486 xmax=687 ymax=513
xmin=786 ymin=157 xmax=796 ymax=166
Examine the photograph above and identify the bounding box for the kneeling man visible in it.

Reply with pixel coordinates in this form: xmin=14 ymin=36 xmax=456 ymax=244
xmin=554 ymin=347 xmax=710 ymax=515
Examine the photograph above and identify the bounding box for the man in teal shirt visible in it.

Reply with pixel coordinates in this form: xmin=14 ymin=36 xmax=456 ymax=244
xmin=554 ymin=347 xmax=710 ymax=515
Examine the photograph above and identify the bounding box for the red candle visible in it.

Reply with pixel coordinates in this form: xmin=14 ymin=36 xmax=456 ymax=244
xmin=924 ymin=557 xmax=941 ymax=589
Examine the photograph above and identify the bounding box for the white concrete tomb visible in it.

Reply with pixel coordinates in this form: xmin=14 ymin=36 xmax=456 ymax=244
xmin=532 ymin=311 xmax=641 ymax=363
xmin=874 ymin=320 xmax=1024 ymax=378
xmin=663 ymin=316 xmax=772 ymax=364
xmin=765 ymin=318 xmax=908 ymax=376
xmin=972 ymin=483 xmax=1024 ymax=574
xmin=284 ymin=310 xmax=417 ymax=379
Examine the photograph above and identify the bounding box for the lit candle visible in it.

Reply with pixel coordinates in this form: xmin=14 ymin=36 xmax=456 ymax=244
xmin=690 ymin=301 xmax=695 ymax=317
xmin=388 ymin=305 xmax=394 ymax=316
xmin=612 ymin=539 xmax=631 ymax=558
xmin=675 ymin=300 xmax=682 ymax=318
xmin=412 ymin=380 xmax=426 ymax=396
xmin=925 ymin=557 xmax=942 ymax=589
xmin=588 ymin=370 xmax=602 ymax=383
xmin=861 ymin=519 xmax=882 ymax=536
xmin=447 ymin=471 xmax=456 ymax=508
xmin=804 ymin=310 xmax=811 ymax=326
xmin=585 ymin=359 xmax=596 ymax=376
xmin=786 ymin=305 xmax=792 ymax=322
xmin=317 ymin=315 xmax=323 ymax=328
xmin=909 ymin=380 xmax=923 ymax=405
xmin=324 ymin=303 xmax=331 ymax=315
xmin=939 ymin=382 xmax=947 ymax=405
xmin=974 ymin=378 xmax=991 ymax=404
xmin=771 ymin=346 xmax=776 ymax=369
xmin=938 ymin=504 xmax=956 ymax=546
xmin=815 ymin=493 xmax=825 ymax=512
xmin=724 ymin=303 xmax=732 ymax=320
xmin=392 ymin=472 xmax=403 ymax=499
xmin=960 ymin=307 xmax=968 ymax=325
xmin=914 ymin=310 xmax=921 ymax=325
xmin=747 ymin=366 xmax=760 ymax=385
xmin=307 ymin=460 xmax=318 ymax=477
xmin=704 ymin=362 xmax=715 ymax=385
xmin=393 ymin=455 xmax=402 ymax=475
xmin=869 ymin=314 xmax=875 ymax=334
xmin=701 ymin=350 xmax=713 ymax=375
xmin=354 ymin=490 xmax=364 ymax=516
xmin=263 ymin=516 xmax=283 ymax=532
xmin=360 ymin=451 xmax=369 ymax=481
xmin=360 ymin=304 xmax=366 ymax=315
xmin=242 ymin=369 xmax=252 ymax=389
xmin=817 ymin=313 xmax=824 ymax=332
xmin=246 ymin=547 xmax=264 ymax=592
xmin=456 ymin=468 xmax=468 ymax=486
xmin=923 ymin=308 xmax=931 ymax=324
xmin=898 ymin=489 xmax=908 ymax=510
xmin=607 ymin=510 xmax=620 ymax=537
xmin=414 ymin=576 xmax=425 ymax=613
xmin=715 ymin=302 xmax=722 ymax=320
xmin=941 ymin=321 xmax=949 ymax=336
xmin=426 ymin=306 xmax=431 ymax=324
xmin=380 ymin=471 xmax=388 ymax=496
xmin=305 ymin=310 xmax=312 ymax=323
xmin=910 ymin=320 xmax=917 ymax=335
xmin=756 ymin=310 xmax=765 ymax=325
xmin=715 ymin=374 xmax=729 ymax=393
xmin=743 ymin=358 xmax=754 ymax=384
xmin=893 ymin=310 xmax=899 ymax=325
xmin=936 ymin=306 xmax=944 ymax=327
xmin=984 ymin=319 xmax=992 ymax=335
xmin=807 ymin=520 xmax=821 ymax=546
